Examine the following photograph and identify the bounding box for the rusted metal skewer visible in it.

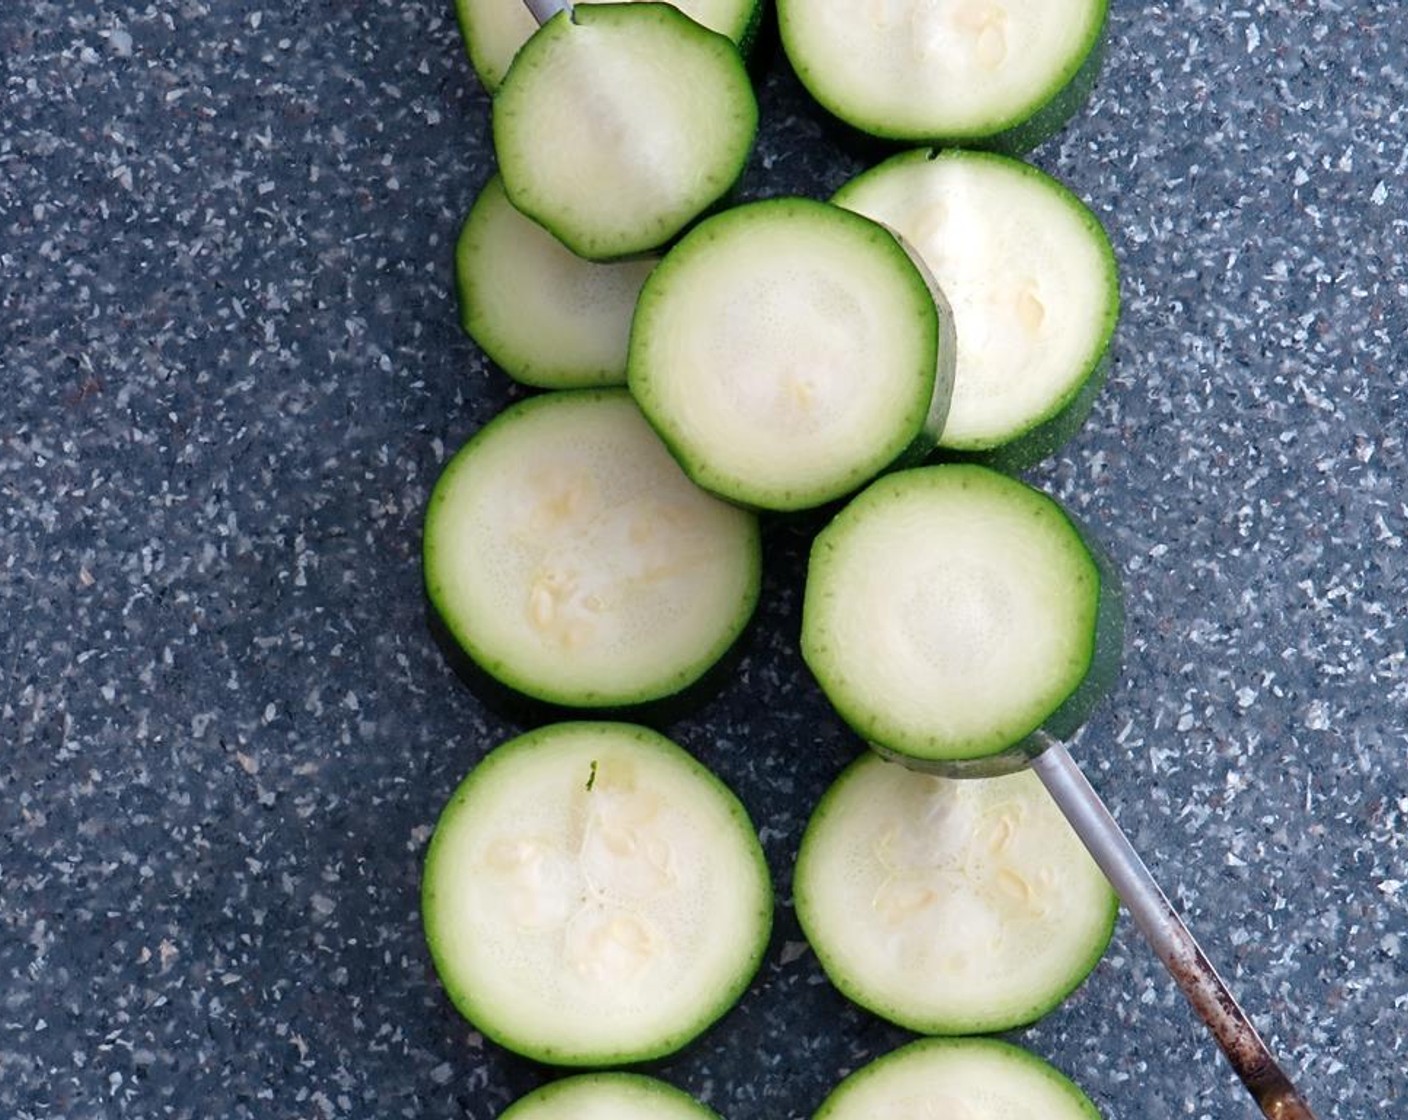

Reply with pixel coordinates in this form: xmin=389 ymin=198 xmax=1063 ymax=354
xmin=1028 ymin=734 xmax=1317 ymax=1119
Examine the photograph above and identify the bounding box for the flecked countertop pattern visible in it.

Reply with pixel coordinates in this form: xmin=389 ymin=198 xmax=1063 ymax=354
xmin=3 ymin=1 xmax=1405 ymax=1117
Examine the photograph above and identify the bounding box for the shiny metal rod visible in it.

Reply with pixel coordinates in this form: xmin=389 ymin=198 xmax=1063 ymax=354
xmin=522 ymin=0 xmax=571 ymax=25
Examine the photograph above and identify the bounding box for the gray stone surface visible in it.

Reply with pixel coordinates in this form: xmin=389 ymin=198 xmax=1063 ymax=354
xmin=2 ymin=1 xmax=1402 ymax=1117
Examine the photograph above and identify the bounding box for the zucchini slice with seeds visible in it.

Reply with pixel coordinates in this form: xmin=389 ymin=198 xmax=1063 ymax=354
xmin=833 ymin=148 xmax=1118 ymax=468
xmin=424 ymin=389 xmax=760 ymax=708
xmin=421 ymin=722 xmax=773 ymax=1065
xmin=795 ymin=752 xmax=1115 ymax=1034
xmin=776 ymin=0 xmax=1107 ymax=151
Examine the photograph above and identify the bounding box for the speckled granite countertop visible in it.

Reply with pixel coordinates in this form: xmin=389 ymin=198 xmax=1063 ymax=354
xmin=2 ymin=1 xmax=1403 ymax=1117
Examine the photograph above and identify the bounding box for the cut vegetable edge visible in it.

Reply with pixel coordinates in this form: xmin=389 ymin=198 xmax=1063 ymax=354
xmin=421 ymin=721 xmax=774 ymax=1066
xmin=627 ymin=197 xmax=946 ymax=511
xmin=814 ymin=1036 xmax=1103 ymax=1120
xmin=423 ymin=389 xmax=762 ymax=708
xmin=455 ymin=0 xmax=763 ymax=94
xmin=833 ymin=147 xmax=1119 ymax=468
xmin=493 ymin=4 xmax=759 ymax=260
xmin=499 ymin=1072 xmax=724 ymax=1120
xmin=794 ymin=752 xmax=1116 ymax=1035
xmin=455 ymin=175 xmax=658 ymax=389
xmin=800 ymin=463 xmax=1124 ymax=764
xmin=776 ymin=0 xmax=1108 ymax=151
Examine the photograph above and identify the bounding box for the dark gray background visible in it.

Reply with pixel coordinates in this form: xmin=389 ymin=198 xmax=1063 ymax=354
xmin=2 ymin=1 xmax=1403 ymax=1117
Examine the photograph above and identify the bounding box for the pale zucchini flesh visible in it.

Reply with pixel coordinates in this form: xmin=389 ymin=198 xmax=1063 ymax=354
xmin=455 ymin=174 xmax=658 ymax=389
xmin=498 ymin=1073 xmax=723 ymax=1120
xmin=493 ymin=4 xmax=757 ymax=259
xmin=421 ymin=722 xmax=772 ymax=1065
xmin=628 ymin=198 xmax=945 ymax=510
xmin=833 ymin=148 xmax=1118 ymax=466
xmin=424 ymin=390 xmax=761 ymax=707
xmin=801 ymin=464 xmax=1114 ymax=762
xmin=455 ymin=0 xmax=761 ymax=93
xmin=815 ymin=1037 xmax=1103 ymax=1120
xmin=777 ymin=0 xmax=1107 ymax=147
xmin=795 ymin=753 xmax=1115 ymax=1034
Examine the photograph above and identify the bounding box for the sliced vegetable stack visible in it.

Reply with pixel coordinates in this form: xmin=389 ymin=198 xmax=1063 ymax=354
xmin=422 ymin=722 xmax=772 ymax=1066
xmin=423 ymin=0 xmax=1134 ymax=1111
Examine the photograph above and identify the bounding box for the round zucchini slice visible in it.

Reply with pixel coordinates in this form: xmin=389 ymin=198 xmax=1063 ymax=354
xmin=833 ymin=148 xmax=1118 ymax=468
xmin=493 ymin=4 xmax=758 ymax=259
xmin=776 ymin=0 xmax=1107 ymax=151
xmin=499 ymin=1073 xmax=724 ymax=1120
xmin=424 ymin=389 xmax=761 ymax=708
xmin=800 ymin=463 xmax=1122 ymax=764
xmin=421 ymin=722 xmax=773 ymax=1065
xmin=795 ymin=752 xmax=1115 ymax=1034
xmin=455 ymin=0 xmax=762 ymax=94
xmin=628 ymin=197 xmax=951 ymax=511
xmin=455 ymin=174 xmax=658 ymax=389
xmin=815 ymin=1037 xmax=1103 ymax=1120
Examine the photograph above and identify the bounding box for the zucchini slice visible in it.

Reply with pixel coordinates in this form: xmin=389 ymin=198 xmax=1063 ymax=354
xmin=424 ymin=390 xmax=761 ymax=708
xmin=455 ymin=0 xmax=762 ymax=94
xmin=492 ymin=4 xmax=758 ymax=259
xmin=421 ymin=722 xmax=773 ymax=1065
xmin=776 ymin=0 xmax=1107 ymax=150
xmin=498 ymin=1073 xmax=724 ymax=1120
xmin=455 ymin=174 xmax=658 ymax=389
xmin=800 ymin=463 xmax=1122 ymax=764
xmin=795 ymin=752 xmax=1115 ymax=1034
xmin=815 ymin=1037 xmax=1103 ymax=1120
xmin=628 ymin=197 xmax=952 ymax=511
xmin=833 ymin=148 xmax=1118 ymax=468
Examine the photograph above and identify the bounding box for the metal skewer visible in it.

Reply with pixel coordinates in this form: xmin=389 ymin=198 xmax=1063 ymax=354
xmin=1025 ymin=733 xmax=1315 ymax=1119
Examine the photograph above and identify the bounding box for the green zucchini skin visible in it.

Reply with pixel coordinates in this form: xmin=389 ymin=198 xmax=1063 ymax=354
xmin=935 ymin=349 xmax=1111 ymax=473
xmin=963 ymin=8 xmax=1109 ymax=156
xmin=454 ymin=175 xmax=658 ymax=389
xmin=424 ymin=590 xmax=754 ymax=731
xmin=1035 ymin=508 xmax=1124 ymax=743
xmin=856 ymin=496 xmax=1123 ymax=780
